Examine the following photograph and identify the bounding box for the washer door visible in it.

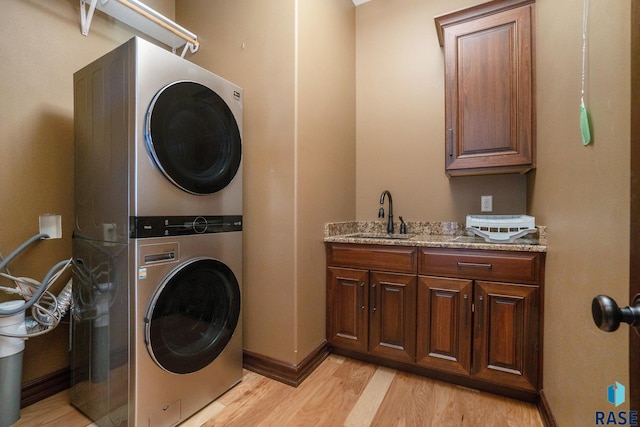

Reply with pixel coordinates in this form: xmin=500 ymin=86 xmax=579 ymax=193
xmin=145 ymin=81 xmax=242 ymax=195
xmin=144 ymin=257 xmax=240 ymax=374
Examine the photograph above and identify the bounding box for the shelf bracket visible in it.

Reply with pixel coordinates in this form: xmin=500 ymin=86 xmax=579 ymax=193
xmin=80 ymin=0 xmax=99 ymax=36
xmin=79 ymin=0 xmax=199 ymax=57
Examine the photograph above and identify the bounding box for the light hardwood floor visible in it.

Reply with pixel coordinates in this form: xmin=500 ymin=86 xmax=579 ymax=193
xmin=14 ymin=355 xmax=543 ymax=427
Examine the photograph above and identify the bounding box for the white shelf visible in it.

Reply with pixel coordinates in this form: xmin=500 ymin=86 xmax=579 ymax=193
xmin=80 ymin=0 xmax=199 ymax=56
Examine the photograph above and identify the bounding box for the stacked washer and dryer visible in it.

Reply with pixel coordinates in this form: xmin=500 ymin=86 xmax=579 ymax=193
xmin=71 ymin=37 xmax=243 ymax=426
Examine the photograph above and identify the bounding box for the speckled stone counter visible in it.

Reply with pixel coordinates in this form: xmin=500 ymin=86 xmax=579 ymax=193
xmin=324 ymin=221 xmax=547 ymax=253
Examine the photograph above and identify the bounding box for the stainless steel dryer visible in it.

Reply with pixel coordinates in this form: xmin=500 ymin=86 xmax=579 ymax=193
xmin=71 ymin=37 xmax=243 ymax=427
xmin=74 ymin=36 xmax=242 ymax=244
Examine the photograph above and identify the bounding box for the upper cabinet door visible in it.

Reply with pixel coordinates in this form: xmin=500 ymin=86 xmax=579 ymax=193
xmin=435 ymin=0 xmax=535 ymax=176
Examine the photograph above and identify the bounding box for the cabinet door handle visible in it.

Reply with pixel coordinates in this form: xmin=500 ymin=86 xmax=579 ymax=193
xmin=359 ymin=282 xmax=365 ymax=310
xmin=478 ymin=295 xmax=484 ymax=330
xmin=371 ymin=283 xmax=377 ymax=312
xmin=448 ymin=128 xmax=454 ymax=157
xmin=457 ymin=262 xmax=492 ymax=269
xmin=463 ymin=294 xmax=468 ymax=327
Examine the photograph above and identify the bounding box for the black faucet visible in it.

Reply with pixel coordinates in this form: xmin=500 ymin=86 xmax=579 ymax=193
xmin=378 ymin=190 xmax=394 ymax=234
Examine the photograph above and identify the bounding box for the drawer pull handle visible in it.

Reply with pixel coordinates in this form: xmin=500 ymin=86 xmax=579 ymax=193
xmin=359 ymin=282 xmax=365 ymax=310
xmin=478 ymin=295 xmax=484 ymax=330
xmin=457 ymin=262 xmax=492 ymax=269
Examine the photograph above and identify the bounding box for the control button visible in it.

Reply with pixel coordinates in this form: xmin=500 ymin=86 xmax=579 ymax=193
xmin=192 ymin=217 xmax=208 ymax=233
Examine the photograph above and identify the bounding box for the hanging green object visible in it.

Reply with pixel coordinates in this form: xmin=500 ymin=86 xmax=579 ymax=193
xmin=580 ymin=0 xmax=592 ymax=145
xmin=580 ymin=98 xmax=591 ymax=145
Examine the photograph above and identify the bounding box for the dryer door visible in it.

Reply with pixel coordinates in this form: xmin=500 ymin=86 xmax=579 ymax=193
xmin=145 ymin=81 xmax=242 ymax=195
xmin=144 ymin=257 xmax=240 ymax=374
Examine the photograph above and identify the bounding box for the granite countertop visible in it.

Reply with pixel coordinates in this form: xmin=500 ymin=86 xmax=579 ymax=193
xmin=324 ymin=221 xmax=547 ymax=253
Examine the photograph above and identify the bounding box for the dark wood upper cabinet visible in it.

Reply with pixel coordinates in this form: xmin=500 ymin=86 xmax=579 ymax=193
xmin=435 ymin=0 xmax=536 ymax=176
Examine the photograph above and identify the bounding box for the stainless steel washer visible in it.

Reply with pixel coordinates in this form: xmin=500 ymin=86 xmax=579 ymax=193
xmin=132 ymin=232 xmax=242 ymax=426
xmin=71 ymin=228 xmax=242 ymax=427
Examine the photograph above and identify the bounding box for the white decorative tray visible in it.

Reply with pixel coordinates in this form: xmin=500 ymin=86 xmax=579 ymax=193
xmin=466 ymin=215 xmax=537 ymax=243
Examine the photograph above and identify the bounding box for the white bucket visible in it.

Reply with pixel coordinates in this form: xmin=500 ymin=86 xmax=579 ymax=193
xmin=0 ymin=300 xmax=27 ymax=357
xmin=0 ymin=300 xmax=26 ymax=427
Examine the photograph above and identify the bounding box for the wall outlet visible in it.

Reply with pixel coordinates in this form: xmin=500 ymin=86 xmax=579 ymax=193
xmin=481 ymin=195 xmax=493 ymax=212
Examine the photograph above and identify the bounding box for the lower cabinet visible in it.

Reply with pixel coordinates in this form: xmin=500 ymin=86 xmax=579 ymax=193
xmin=416 ymin=276 xmax=473 ymax=376
xmin=416 ymin=276 xmax=540 ymax=392
xmin=327 ymin=268 xmax=416 ymax=364
xmin=326 ymin=243 xmax=545 ymax=401
xmin=327 ymin=266 xmax=369 ymax=353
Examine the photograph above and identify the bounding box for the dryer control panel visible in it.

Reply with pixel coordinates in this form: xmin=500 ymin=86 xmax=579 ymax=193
xmin=130 ymin=215 xmax=242 ymax=238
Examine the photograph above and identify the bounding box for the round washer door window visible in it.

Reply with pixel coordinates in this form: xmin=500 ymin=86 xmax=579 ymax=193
xmin=145 ymin=81 xmax=241 ymax=195
xmin=145 ymin=257 xmax=241 ymax=374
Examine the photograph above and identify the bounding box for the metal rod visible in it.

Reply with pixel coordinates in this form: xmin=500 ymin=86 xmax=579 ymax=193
xmin=116 ymin=0 xmax=199 ymax=48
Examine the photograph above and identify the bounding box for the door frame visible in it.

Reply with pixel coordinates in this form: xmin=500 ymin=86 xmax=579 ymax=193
xmin=630 ymin=0 xmax=639 ymax=412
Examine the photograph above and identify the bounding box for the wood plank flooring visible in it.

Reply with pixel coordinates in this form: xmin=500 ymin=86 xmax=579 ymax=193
xmin=14 ymin=355 xmax=543 ymax=427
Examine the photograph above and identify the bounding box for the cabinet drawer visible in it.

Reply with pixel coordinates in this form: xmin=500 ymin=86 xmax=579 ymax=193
xmin=326 ymin=244 xmax=417 ymax=274
xmin=418 ymin=248 xmax=541 ymax=284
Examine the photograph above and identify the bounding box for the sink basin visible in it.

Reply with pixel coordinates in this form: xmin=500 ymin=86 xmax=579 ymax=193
xmin=347 ymin=233 xmax=415 ymax=240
